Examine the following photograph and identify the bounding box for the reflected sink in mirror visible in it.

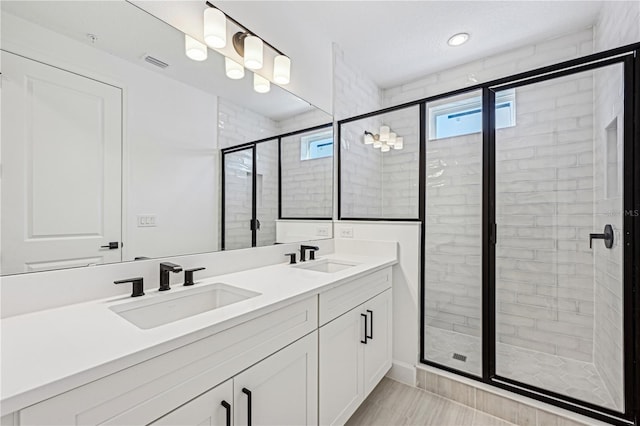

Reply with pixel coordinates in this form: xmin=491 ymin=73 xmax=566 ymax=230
xmin=110 ymin=283 xmax=260 ymax=329
xmin=294 ymin=259 xmax=360 ymax=273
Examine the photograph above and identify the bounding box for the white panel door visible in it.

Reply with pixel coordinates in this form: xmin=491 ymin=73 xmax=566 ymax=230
xmin=151 ymin=379 xmax=233 ymax=426
xmin=1 ymin=51 xmax=122 ymax=274
xmin=319 ymin=308 xmax=365 ymax=426
xmin=363 ymin=289 xmax=393 ymax=397
xmin=234 ymin=332 xmax=318 ymax=426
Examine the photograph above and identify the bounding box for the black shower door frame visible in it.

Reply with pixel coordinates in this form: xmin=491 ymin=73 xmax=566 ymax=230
xmin=335 ymin=42 xmax=640 ymax=425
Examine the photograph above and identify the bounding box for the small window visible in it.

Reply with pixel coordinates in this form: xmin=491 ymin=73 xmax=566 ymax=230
xmin=429 ymin=89 xmax=516 ymax=140
xmin=300 ymin=129 xmax=333 ymax=161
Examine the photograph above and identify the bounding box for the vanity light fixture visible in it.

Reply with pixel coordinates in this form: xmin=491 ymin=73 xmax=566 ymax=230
xmin=185 ymin=34 xmax=207 ymax=61
xmin=204 ymin=7 xmax=226 ymax=48
xmin=364 ymin=127 xmax=404 ymax=152
xmin=448 ymin=32 xmax=470 ymax=47
xmin=253 ymin=73 xmax=271 ymax=93
xmin=204 ymin=2 xmax=291 ymax=91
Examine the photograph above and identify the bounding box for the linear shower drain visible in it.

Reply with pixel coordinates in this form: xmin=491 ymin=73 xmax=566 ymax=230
xmin=452 ymin=353 xmax=467 ymax=362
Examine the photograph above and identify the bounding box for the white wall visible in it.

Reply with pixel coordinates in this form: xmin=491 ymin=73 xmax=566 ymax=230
xmin=2 ymin=12 xmax=219 ymax=261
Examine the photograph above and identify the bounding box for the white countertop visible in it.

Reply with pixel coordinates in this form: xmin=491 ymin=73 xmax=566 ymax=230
xmin=1 ymin=252 xmax=396 ymax=414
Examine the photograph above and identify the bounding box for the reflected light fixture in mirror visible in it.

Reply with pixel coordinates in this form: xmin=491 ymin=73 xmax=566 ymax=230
xmin=254 ymin=73 xmax=270 ymax=93
xmin=364 ymin=127 xmax=403 ymax=152
xmin=185 ymin=34 xmax=207 ymax=61
xmin=273 ymin=55 xmax=291 ymax=84
xmin=204 ymin=7 xmax=226 ymax=48
xmin=225 ymin=57 xmax=245 ymax=79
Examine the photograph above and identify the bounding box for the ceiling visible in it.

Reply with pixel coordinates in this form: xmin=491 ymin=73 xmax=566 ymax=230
xmin=217 ymin=1 xmax=605 ymax=89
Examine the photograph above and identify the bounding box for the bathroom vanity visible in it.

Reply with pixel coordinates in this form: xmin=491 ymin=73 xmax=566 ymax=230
xmin=1 ymin=241 xmax=396 ymax=426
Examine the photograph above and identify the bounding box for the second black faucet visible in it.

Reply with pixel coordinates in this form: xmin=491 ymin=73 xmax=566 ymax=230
xmin=159 ymin=262 xmax=182 ymax=291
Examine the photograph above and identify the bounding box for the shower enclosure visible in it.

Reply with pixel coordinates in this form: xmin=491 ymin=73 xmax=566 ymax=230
xmin=338 ymin=44 xmax=639 ymax=425
xmin=423 ymin=55 xmax=637 ymax=423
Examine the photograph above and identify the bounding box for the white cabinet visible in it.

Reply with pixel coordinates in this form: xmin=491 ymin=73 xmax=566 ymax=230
xmin=319 ymin=288 xmax=392 ymax=426
xmin=234 ymin=332 xmax=317 ymax=426
xmin=152 ymin=332 xmax=317 ymax=426
xmin=152 ymin=380 xmax=233 ymax=426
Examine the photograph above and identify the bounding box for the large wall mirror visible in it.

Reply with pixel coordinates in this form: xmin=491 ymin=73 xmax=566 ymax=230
xmin=0 ymin=0 xmax=333 ymax=276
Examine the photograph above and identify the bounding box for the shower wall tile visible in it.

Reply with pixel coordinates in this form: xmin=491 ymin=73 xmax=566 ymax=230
xmin=590 ymin=0 xmax=634 ymax=409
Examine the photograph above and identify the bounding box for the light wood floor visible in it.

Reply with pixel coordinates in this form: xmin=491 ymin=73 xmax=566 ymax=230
xmin=346 ymin=377 xmax=517 ymax=426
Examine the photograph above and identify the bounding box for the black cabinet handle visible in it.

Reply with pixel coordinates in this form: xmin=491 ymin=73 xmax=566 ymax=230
xmin=360 ymin=313 xmax=368 ymax=344
xmin=590 ymin=224 xmax=614 ymax=249
xmin=100 ymin=241 xmax=120 ymax=250
xmin=221 ymin=400 xmax=231 ymax=426
xmin=242 ymin=388 xmax=252 ymax=426
xmin=366 ymin=309 xmax=373 ymax=339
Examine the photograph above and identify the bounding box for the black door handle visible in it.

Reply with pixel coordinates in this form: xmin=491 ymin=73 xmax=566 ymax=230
xmin=589 ymin=224 xmax=614 ymax=249
xmin=242 ymin=388 xmax=252 ymax=426
xmin=100 ymin=241 xmax=120 ymax=250
xmin=220 ymin=400 xmax=231 ymax=426
xmin=366 ymin=309 xmax=373 ymax=340
xmin=360 ymin=313 xmax=368 ymax=344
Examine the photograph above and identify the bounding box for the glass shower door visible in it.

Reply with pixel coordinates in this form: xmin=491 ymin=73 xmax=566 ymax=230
xmin=492 ymin=62 xmax=625 ymax=412
xmin=223 ymin=147 xmax=254 ymax=250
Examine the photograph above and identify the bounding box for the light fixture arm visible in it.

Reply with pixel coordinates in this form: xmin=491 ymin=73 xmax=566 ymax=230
xmin=205 ymin=1 xmax=287 ymax=57
xmin=364 ymin=130 xmax=379 ymax=141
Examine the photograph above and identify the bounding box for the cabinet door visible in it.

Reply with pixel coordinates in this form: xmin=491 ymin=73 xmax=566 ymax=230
xmin=363 ymin=289 xmax=393 ymax=397
xmin=319 ymin=308 xmax=365 ymax=426
xmin=151 ymin=379 xmax=233 ymax=426
xmin=234 ymin=332 xmax=317 ymax=426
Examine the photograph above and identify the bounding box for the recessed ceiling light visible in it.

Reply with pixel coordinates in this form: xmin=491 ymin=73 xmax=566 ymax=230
xmin=448 ymin=33 xmax=469 ymax=47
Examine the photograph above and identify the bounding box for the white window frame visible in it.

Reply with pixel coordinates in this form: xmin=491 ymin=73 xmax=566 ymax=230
xmin=428 ymin=89 xmax=516 ymax=140
xmin=300 ymin=129 xmax=334 ymax=161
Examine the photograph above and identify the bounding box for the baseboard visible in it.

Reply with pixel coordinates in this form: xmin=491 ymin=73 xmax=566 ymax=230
xmin=385 ymin=360 xmax=416 ymax=386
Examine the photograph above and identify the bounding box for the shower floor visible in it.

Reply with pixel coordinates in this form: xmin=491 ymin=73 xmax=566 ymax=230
xmin=424 ymin=326 xmax=619 ymax=411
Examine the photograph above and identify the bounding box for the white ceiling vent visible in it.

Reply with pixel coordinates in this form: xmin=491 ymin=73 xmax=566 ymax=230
xmin=143 ymin=55 xmax=169 ymax=69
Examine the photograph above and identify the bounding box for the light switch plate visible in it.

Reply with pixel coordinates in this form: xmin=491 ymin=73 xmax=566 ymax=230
xmin=316 ymin=226 xmax=329 ymax=237
xmin=137 ymin=215 xmax=157 ymax=227
xmin=340 ymin=227 xmax=353 ymax=238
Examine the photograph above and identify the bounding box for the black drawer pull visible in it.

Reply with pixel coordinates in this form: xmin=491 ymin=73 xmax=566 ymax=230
xmin=220 ymin=400 xmax=231 ymax=426
xmin=361 ymin=313 xmax=368 ymax=344
xmin=242 ymin=387 xmax=252 ymax=426
xmin=366 ymin=309 xmax=373 ymax=339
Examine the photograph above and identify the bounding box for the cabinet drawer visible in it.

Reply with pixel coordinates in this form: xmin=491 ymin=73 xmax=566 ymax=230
xmin=319 ymin=267 xmax=391 ymax=326
xmin=20 ymin=297 xmax=317 ymax=426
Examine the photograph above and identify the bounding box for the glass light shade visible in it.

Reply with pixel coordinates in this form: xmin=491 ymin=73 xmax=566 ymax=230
xmin=244 ymin=35 xmax=263 ymax=69
xmin=253 ymin=73 xmax=270 ymax=93
xmin=388 ymin=132 xmax=397 ymax=146
xmin=204 ymin=8 xmax=226 ymax=48
xmin=225 ymin=57 xmax=245 ymax=79
xmin=273 ymin=55 xmax=291 ymax=85
xmin=373 ymin=140 xmax=382 ymax=148
xmin=364 ymin=133 xmax=374 ymax=144
xmin=381 ymin=144 xmax=391 ymax=152
xmin=185 ymin=34 xmax=207 ymax=61
xmin=379 ymin=126 xmax=390 ymax=141
xmin=394 ymin=137 xmax=404 ymax=150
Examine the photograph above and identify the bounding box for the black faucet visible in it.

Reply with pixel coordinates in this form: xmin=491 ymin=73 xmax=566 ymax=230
xmin=300 ymin=245 xmax=319 ymax=262
xmin=159 ymin=262 xmax=182 ymax=291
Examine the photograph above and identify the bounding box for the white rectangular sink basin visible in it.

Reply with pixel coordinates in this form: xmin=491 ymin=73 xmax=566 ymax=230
xmin=294 ymin=259 xmax=359 ymax=273
xmin=110 ymin=283 xmax=260 ymax=329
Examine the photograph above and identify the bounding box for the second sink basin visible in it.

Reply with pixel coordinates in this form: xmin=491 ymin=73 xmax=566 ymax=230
xmin=294 ymin=259 xmax=359 ymax=273
xmin=110 ymin=283 xmax=260 ymax=329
